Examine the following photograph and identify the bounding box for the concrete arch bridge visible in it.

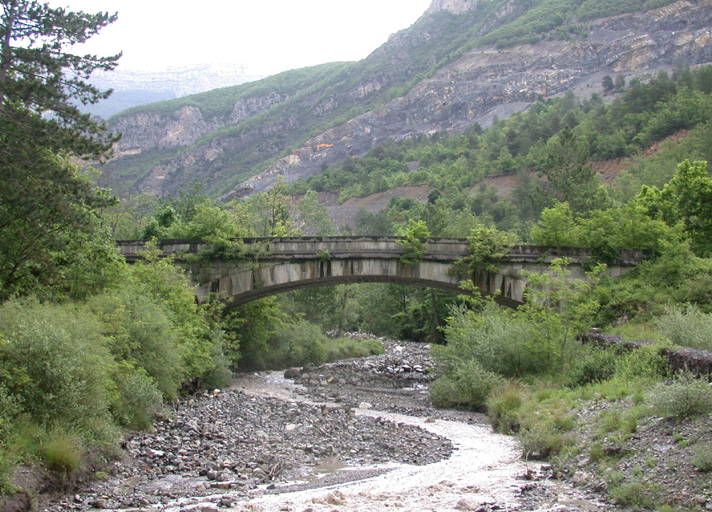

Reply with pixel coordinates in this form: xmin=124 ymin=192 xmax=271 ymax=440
xmin=117 ymin=236 xmax=644 ymax=309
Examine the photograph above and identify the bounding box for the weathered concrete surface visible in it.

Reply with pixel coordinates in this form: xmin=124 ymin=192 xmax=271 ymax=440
xmin=117 ymin=237 xmax=644 ymax=308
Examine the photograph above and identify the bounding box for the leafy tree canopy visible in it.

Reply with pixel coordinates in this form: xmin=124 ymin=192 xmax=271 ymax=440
xmin=0 ymin=0 xmax=120 ymax=298
xmin=637 ymin=160 xmax=712 ymax=256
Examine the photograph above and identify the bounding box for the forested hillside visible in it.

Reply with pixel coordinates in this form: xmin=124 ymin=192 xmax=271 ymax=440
xmin=289 ymin=66 xmax=712 ymax=236
xmin=97 ymin=0 xmax=704 ymax=198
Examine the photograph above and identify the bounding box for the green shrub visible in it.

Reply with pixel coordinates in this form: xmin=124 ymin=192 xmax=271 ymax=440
xmin=0 ymin=367 xmax=24 ymax=444
xmin=568 ymin=345 xmax=619 ymax=386
xmin=126 ymin=250 xmax=219 ymax=382
xmin=268 ymin=320 xmax=328 ymax=369
xmin=227 ymin=298 xmax=285 ymax=370
xmin=588 ymin=442 xmax=605 ymax=463
xmin=40 ymin=432 xmax=83 ymax=473
xmin=595 ymin=406 xmax=642 ymax=441
xmin=0 ymin=299 xmax=114 ymax=434
xmin=656 ymin=304 xmax=712 ymax=350
xmin=110 ymin=370 xmax=163 ymax=429
xmin=649 ymin=371 xmax=712 ymax=422
xmin=487 ymin=383 xmax=526 ymax=433
xmin=430 ymin=359 xmax=505 ymax=411
xmin=609 ymin=480 xmax=662 ymax=509
xmin=90 ymin=290 xmax=184 ymax=400
xmin=691 ymin=443 xmax=712 ymax=472
xmin=439 ymin=304 xmax=548 ymax=378
xmin=396 ymin=219 xmax=430 ymax=264
xmin=518 ymin=422 xmax=577 ymax=460
xmin=614 ymin=340 xmax=671 ymax=382
xmin=200 ymin=344 xmax=234 ymax=390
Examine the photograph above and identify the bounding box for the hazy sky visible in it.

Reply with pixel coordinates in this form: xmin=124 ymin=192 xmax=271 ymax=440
xmin=54 ymin=0 xmax=433 ymax=76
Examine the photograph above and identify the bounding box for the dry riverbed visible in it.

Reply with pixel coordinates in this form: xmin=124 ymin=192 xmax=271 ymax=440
xmin=40 ymin=339 xmax=608 ymax=512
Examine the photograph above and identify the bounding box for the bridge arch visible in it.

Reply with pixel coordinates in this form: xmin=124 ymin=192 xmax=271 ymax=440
xmin=117 ymin=236 xmax=644 ymax=309
xmin=203 ymin=259 xmax=480 ymax=309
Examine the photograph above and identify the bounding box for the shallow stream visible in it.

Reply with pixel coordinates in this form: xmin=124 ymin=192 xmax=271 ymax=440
xmin=220 ymin=370 xmax=605 ymax=512
xmin=42 ymin=343 xmax=610 ymax=511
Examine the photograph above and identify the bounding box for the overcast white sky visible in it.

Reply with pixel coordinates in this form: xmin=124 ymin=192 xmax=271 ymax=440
xmin=54 ymin=0 xmax=433 ymax=76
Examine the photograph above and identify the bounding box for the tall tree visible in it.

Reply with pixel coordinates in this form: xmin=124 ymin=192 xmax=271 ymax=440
xmin=637 ymin=160 xmax=712 ymax=256
xmin=0 ymin=1 xmax=119 ymax=298
xmin=537 ymin=126 xmax=603 ymax=214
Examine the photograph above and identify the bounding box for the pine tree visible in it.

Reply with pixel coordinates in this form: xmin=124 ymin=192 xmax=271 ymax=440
xmin=0 ymin=1 xmax=120 ymax=298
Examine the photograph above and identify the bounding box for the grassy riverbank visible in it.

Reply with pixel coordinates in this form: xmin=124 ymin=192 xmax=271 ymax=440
xmin=432 ymin=319 xmax=712 ymax=511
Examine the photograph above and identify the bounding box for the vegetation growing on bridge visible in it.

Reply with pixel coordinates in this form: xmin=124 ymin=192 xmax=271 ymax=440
xmin=396 ymin=219 xmax=430 ymax=264
xmin=449 ymin=225 xmax=516 ymax=276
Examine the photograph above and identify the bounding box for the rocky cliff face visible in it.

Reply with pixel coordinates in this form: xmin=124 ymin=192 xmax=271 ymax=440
xmin=102 ymin=0 xmax=712 ymax=198
xmin=427 ymin=0 xmax=479 ymax=14
xmin=230 ymin=0 xmax=712 ymax=197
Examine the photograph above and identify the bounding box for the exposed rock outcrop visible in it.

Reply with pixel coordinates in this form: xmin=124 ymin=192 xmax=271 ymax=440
xmin=231 ymin=0 xmax=712 ymax=197
xmin=112 ymin=105 xmax=219 ymax=156
xmin=427 ymin=0 xmax=479 ymax=14
xmin=102 ymin=1 xmax=712 ymax=198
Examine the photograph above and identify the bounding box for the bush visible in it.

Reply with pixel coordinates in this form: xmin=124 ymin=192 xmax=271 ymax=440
xmin=0 ymin=366 xmax=23 ymax=444
xmin=649 ymin=371 xmax=712 ymax=422
xmin=487 ymin=382 xmax=526 ymax=433
xmin=567 ymin=345 xmax=619 ymax=386
xmin=200 ymin=344 xmax=234 ymax=390
xmin=656 ymin=304 xmax=712 ymax=350
xmin=518 ymin=422 xmax=576 ymax=460
xmin=90 ymin=290 xmax=184 ymax=400
xmin=0 ymin=299 xmax=114 ymax=434
xmin=268 ymin=320 xmax=328 ymax=369
xmin=438 ymin=304 xmax=548 ymax=378
xmin=430 ymin=359 xmax=505 ymax=411
xmin=126 ymin=250 xmax=219 ymax=382
xmin=614 ymin=340 xmax=671 ymax=382
xmin=40 ymin=432 xmax=83 ymax=474
xmin=110 ymin=370 xmax=163 ymax=429
xmin=609 ymin=480 xmax=662 ymax=509
xmin=691 ymin=443 xmax=712 ymax=472
xmin=227 ymin=298 xmax=285 ymax=370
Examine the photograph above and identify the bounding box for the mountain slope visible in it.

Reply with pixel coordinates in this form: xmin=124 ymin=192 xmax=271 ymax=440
xmin=99 ymin=0 xmax=710 ymax=198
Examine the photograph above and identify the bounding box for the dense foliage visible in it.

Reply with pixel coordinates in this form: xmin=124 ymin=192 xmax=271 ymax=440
xmin=0 ymin=0 xmax=121 ymax=299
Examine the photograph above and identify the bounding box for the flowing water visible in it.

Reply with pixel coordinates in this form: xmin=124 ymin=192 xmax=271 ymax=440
xmin=217 ymin=371 xmax=607 ymax=512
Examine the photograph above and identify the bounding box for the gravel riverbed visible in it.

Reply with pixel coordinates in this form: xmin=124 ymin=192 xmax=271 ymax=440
xmin=40 ymin=338 xmax=608 ymax=512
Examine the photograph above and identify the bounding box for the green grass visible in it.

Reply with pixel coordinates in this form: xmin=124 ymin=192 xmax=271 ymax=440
xmin=691 ymin=444 xmax=712 ymax=472
xmin=609 ymin=480 xmax=663 ymax=510
xmin=649 ymin=371 xmax=712 ymax=422
xmin=41 ymin=433 xmax=83 ymax=473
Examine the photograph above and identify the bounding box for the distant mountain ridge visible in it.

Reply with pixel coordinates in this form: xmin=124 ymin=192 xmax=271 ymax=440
xmin=98 ymin=0 xmax=711 ymax=198
xmin=85 ymin=64 xmax=261 ymax=118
